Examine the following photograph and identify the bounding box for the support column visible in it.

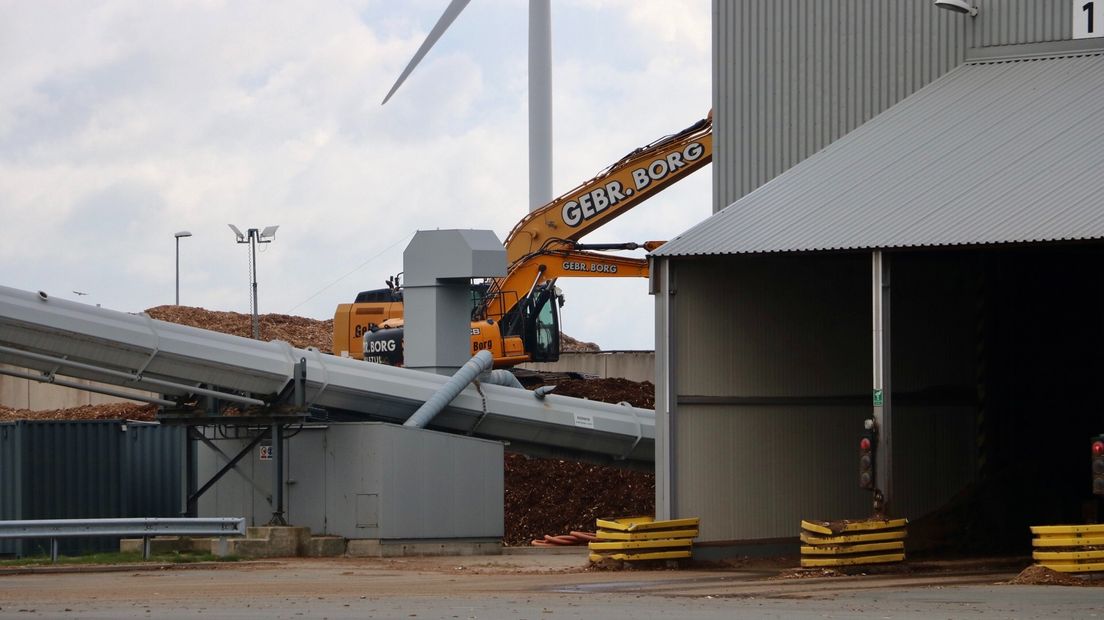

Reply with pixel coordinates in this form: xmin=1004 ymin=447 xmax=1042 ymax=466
xmin=269 ymin=423 xmax=287 ymax=525
xmin=652 ymin=257 xmax=676 ymax=520
xmin=184 ymin=427 xmax=197 ymax=516
xmin=872 ymin=251 xmax=893 ymax=514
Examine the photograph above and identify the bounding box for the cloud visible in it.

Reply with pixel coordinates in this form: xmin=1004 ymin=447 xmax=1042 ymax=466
xmin=0 ymin=0 xmax=711 ymax=349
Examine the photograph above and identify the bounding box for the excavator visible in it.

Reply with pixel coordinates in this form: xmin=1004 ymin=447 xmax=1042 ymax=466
xmin=332 ymin=111 xmax=713 ymax=367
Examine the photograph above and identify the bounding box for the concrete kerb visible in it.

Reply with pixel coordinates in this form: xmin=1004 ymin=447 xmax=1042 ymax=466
xmin=502 ymin=546 xmax=589 ymax=556
xmin=0 ymin=560 xmax=283 ymax=577
xmin=117 ymin=530 xmax=593 ymax=560
xmin=346 ymin=539 xmax=503 ymax=558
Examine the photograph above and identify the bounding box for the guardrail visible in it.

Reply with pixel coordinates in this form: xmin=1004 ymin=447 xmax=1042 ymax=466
xmin=1031 ymin=523 xmax=1104 ymax=573
xmin=0 ymin=517 xmax=245 ymax=561
xmin=588 ymin=516 xmax=699 ymax=563
xmin=800 ymin=518 xmax=908 ymax=568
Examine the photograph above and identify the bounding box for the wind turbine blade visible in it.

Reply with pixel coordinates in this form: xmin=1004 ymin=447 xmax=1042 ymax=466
xmin=382 ymin=0 xmax=473 ymax=105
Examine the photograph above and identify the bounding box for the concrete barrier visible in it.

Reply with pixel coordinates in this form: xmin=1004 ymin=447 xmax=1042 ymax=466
xmin=0 ymin=364 xmax=155 ymax=410
xmin=518 ymin=351 xmax=655 ymax=383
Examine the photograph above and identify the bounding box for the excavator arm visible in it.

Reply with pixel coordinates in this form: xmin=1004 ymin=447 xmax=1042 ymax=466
xmin=478 ymin=247 xmax=650 ymax=323
xmin=504 ymin=112 xmax=712 ymax=265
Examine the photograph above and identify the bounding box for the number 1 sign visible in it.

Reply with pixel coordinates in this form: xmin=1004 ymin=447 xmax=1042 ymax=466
xmin=1075 ymin=0 xmax=1104 ymax=39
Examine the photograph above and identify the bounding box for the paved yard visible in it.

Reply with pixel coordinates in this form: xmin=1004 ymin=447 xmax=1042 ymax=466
xmin=0 ymin=554 xmax=1101 ymax=619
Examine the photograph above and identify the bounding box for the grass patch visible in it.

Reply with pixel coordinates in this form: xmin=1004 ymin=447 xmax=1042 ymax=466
xmin=0 ymin=550 xmax=239 ymax=567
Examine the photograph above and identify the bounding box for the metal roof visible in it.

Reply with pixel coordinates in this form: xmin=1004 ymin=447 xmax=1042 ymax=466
xmin=655 ymin=53 xmax=1104 ymax=257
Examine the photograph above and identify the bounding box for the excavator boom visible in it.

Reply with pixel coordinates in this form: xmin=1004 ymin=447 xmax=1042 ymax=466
xmin=504 ymin=113 xmax=712 ymax=265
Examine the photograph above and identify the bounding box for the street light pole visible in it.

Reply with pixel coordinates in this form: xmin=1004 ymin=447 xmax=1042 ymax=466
xmin=229 ymin=224 xmax=279 ymax=339
xmin=174 ymin=231 xmax=192 ymax=305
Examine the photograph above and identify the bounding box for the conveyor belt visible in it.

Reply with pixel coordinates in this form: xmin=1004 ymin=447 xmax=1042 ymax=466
xmin=0 ymin=285 xmax=653 ymax=466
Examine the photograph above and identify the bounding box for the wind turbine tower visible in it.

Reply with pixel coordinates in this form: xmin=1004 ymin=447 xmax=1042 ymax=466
xmin=382 ymin=0 xmax=554 ymax=213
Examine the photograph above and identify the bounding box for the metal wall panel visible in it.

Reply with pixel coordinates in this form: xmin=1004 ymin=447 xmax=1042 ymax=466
xmin=327 ymin=423 xmax=503 ymax=540
xmin=713 ymin=0 xmax=969 ymax=210
xmin=21 ymin=422 xmax=123 ymax=523
xmin=196 ymin=431 xmax=268 ymax=527
xmin=125 ymin=424 xmax=184 ymax=518
xmin=712 ymin=1 xmax=1081 ymax=213
xmin=286 ymin=429 xmax=326 ymax=530
xmin=676 ymin=404 xmax=871 ymax=541
xmin=974 ymin=0 xmax=1069 ymax=48
xmin=674 ymin=254 xmax=869 ymax=397
xmin=196 ymin=427 xmax=319 ymax=531
xmin=675 ymin=403 xmax=975 ymax=540
xmin=0 ymin=424 xmax=21 ymax=555
xmin=0 ymin=421 xmax=182 ymax=556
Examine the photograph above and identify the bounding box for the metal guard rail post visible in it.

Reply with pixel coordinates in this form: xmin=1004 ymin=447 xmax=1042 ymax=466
xmin=0 ymin=517 xmax=245 ymax=562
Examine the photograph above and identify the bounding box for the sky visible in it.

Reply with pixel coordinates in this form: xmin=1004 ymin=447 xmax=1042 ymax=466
xmin=0 ymin=0 xmax=712 ymax=351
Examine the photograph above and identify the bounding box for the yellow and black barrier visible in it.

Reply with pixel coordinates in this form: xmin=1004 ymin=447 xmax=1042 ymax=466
xmin=1031 ymin=524 xmax=1104 ymax=573
xmin=588 ymin=516 xmax=699 ymax=563
xmin=799 ymin=518 xmax=908 ymax=568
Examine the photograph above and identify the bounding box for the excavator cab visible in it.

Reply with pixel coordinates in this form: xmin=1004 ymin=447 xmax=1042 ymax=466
xmin=500 ymin=281 xmax=561 ymax=363
xmin=526 ymin=283 xmax=561 ymax=362
xmin=362 ymin=281 xmax=562 ymax=367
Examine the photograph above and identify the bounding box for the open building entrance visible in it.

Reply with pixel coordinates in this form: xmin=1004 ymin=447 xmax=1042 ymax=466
xmin=895 ymin=243 xmax=1104 ymax=554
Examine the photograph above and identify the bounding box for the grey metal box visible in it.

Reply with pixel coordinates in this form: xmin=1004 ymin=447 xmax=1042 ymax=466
xmin=197 ymin=422 xmax=503 ymax=541
xmin=326 ymin=423 xmax=503 ymax=540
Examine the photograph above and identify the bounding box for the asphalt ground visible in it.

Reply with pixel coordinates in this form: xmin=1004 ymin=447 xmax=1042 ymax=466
xmin=0 ymin=553 xmax=1102 ymax=619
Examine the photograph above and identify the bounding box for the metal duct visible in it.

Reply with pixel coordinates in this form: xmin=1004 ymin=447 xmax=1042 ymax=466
xmin=481 ymin=369 xmax=525 ymax=389
xmin=404 ymin=351 xmax=494 ymax=429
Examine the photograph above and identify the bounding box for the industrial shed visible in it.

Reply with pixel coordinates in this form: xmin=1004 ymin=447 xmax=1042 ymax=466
xmin=654 ymin=1 xmax=1104 ymax=551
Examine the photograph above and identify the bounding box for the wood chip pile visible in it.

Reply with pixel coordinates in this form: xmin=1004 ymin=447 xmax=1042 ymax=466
xmin=504 ymin=453 xmax=654 ymax=547
xmin=560 ymin=333 xmax=600 ymax=352
xmin=0 ymin=403 xmax=157 ymax=422
xmin=145 ymin=305 xmax=334 ymax=352
xmin=1009 ymin=565 xmax=1090 ymax=586
xmin=545 ymin=378 xmax=656 ymax=409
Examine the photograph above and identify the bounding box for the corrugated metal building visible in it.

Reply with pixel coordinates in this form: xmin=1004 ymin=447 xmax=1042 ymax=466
xmin=655 ymin=0 xmax=1104 ymax=549
xmin=0 ymin=421 xmax=184 ymax=556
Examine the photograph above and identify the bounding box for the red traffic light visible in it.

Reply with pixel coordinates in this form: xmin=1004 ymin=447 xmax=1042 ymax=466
xmin=860 ymin=437 xmax=872 ymax=451
xmin=1093 ymin=440 xmax=1104 ymax=457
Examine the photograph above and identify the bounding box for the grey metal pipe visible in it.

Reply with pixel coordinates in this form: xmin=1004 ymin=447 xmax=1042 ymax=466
xmin=404 ymin=350 xmax=494 ymax=428
xmin=0 ymin=366 xmax=176 ymax=407
xmin=0 ymin=344 xmax=265 ymax=406
xmin=479 ymin=369 xmax=524 ymax=389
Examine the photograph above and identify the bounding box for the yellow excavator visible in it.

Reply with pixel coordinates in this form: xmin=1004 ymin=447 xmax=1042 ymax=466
xmin=332 ymin=112 xmax=713 ymax=367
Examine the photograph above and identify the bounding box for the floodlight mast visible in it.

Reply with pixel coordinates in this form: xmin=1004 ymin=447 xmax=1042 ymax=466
xmin=174 ymin=231 xmax=192 ymax=305
xmin=229 ymin=224 xmax=278 ymax=339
